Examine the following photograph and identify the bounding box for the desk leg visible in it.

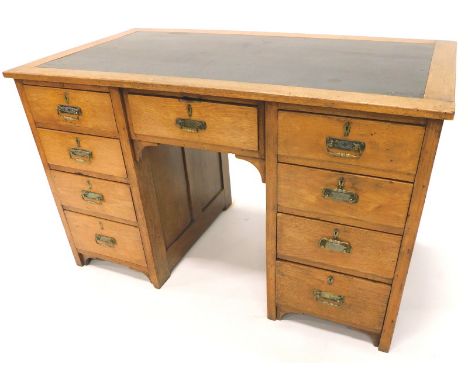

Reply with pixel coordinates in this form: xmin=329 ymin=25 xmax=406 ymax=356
xmin=111 ymin=88 xmax=169 ymax=287
xmin=265 ymin=103 xmax=279 ymax=320
xmin=221 ymin=153 xmax=232 ymax=209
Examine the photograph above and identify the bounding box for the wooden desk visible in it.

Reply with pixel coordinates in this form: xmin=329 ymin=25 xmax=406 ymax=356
xmin=3 ymin=29 xmax=456 ymax=352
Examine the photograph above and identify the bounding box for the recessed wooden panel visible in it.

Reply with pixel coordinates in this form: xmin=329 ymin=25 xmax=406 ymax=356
xmin=147 ymin=145 xmax=192 ymax=248
xmin=277 ymin=164 xmax=413 ymax=234
xmin=278 ymin=111 xmax=425 ymax=181
xmin=277 ymin=213 xmax=400 ymax=283
xmin=276 ymin=260 xmax=391 ymax=333
xmin=136 ymin=144 xmax=229 ymax=271
xmin=38 ymin=129 xmax=127 ymax=179
xmin=51 ymin=171 xmax=136 ymax=223
xmin=24 ymin=85 xmax=118 ymax=137
xmin=128 ymin=95 xmax=258 ymax=151
xmin=184 ymin=149 xmax=223 ymax=216
xmin=65 ymin=211 xmax=146 ymax=267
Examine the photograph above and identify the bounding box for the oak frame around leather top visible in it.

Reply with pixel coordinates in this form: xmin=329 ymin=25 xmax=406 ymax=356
xmin=3 ymin=29 xmax=456 ymax=120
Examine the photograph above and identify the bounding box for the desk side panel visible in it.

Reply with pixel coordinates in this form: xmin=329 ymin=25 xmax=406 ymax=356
xmin=14 ymin=80 xmax=83 ymax=266
xmin=378 ymin=119 xmax=443 ymax=352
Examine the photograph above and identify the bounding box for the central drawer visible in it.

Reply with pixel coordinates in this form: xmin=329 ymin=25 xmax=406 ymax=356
xmin=127 ymin=94 xmax=259 ymax=152
xmin=277 ymin=164 xmax=413 ymax=235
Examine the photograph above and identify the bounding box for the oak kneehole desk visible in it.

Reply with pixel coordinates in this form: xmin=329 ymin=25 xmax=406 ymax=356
xmin=3 ymin=30 xmax=456 ymax=352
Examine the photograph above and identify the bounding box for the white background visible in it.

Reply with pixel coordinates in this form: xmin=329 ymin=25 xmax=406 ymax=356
xmin=0 ymin=0 xmax=466 ymax=378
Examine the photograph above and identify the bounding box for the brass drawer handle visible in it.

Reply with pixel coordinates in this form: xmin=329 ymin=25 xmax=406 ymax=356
xmin=95 ymin=234 xmax=116 ymax=248
xmin=57 ymin=104 xmax=82 ymax=121
xmin=69 ymin=147 xmax=92 ymax=162
xmin=319 ymin=229 xmax=352 ymax=253
xmin=176 ymin=118 xmax=207 ymax=132
xmin=325 ymin=121 xmax=365 ymax=158
xmin=326 ymin=137 xmax=365 ymax=158
xmin=313 ymin=290 xmax=345 ymax=307
xmin=81 ymin=190 xmax=104 ymax=204
xmin=322 ymin=177 xmax=358 ymax=204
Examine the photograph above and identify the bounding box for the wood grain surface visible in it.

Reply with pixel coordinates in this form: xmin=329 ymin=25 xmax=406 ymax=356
xmin=24 ymin=85 xmax=118 ymax=137
xmin=378 ymin=120 xmax=444 ymax=352
xmin=278 ymin=111 xmax=425 ymax=181
xmin=51 ymin=170 xmax=137 ymax=223
xmin=65 ymin=211 xmax=147 ymax=267
xmin=277 ymin=164 xmax=413 ymax=234
xmin=127 ymin=94 xmax=259 ymax=151
xmin=3 ymin=30 xmax=456 ymax=120
xmin=37 ymin=128 xmax=127 ymax=179
xmin=276 ymin=260 xmax=391 ymax=333
xmin=277 ymin=213 xmax=400 ymax=283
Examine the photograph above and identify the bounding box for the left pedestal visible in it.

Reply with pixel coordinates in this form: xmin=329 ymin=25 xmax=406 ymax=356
xmin=16 ymin=81 xmax=231 ymax=288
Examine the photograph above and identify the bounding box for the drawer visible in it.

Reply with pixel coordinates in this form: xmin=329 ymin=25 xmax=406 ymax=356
xmin=276 ymin=260 xmax=391 ymax=333
xmin=127 ymin=95 xmax=259 ymax=152
xmin=24 ymin=85 xmax=118 ymax=137
xmin=38 ymin=129 xmax=127 ymax=179
xmin=277 ymin=164 xmax=412 ymax=235
xmin=277 ymin=213 xmax=400 ymax=283
xmin=51 ymin=171 xmax=137 ymax=223
xmin=278 ymin=111 xmax=425 ymax=181
xmin=65 ymin=211 xmax=146 ymax=268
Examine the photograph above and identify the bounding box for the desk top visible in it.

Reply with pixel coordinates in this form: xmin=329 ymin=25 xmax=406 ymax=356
xmin=4 ymin=29 xmax=456 ymax=119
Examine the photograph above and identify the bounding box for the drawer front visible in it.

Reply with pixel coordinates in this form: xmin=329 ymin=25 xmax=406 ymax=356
xmin=278 ymin=111 xmax=425 ymax=181
xmin=127 ymin=95 xmax=259 ymax=151
xmin=24 ymin=85 xmax=118 ymax=137
xmin=65 ymin=211 xmax=146 ymax=267
xmin=276 ymin=260 xmax=391 ymax=333
xmin=277 ymin=213 xmax=400 ymax=282
xmin=38 ymin=129 xmax=127 ymax=179
xmin=51 ymin=171 xmax=137 ymax=223
xmin=277 ymin=164 xmax=412 ymax=234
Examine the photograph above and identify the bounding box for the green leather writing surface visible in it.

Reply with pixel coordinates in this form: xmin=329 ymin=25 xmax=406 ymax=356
xmin=40 ymin=31 xmax=434 ymax=97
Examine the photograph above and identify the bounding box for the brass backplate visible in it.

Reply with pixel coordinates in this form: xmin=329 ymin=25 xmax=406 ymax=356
xmin=176 ymin=118 xmax=207 ymax=132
